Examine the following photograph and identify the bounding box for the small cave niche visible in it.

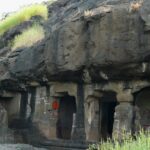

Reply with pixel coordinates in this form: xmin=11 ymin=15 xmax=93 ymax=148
xmin=56 ymin=95 xmax=77 ymax=140
xmin=134 ymin=87 xmax=150 ymax=131
xmin=99 ymin=91 xmax=118 ymax=140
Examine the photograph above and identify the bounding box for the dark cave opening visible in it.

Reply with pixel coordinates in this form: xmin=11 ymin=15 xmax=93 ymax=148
xmin=56 ymin=95 xmax=76 ymax=140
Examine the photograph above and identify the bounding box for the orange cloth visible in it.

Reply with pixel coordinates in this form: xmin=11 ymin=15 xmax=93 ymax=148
xmin=52 ymin=101 xmax=59 ymax=110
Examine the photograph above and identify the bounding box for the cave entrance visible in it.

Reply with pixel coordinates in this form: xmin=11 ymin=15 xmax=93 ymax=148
xmin=99 ymin=91 xmax=117 ymax=140
xmin=56 ymin=95 xmax=76 ymax=139
xmin=134 ymin=87 xmax=150 ymax=131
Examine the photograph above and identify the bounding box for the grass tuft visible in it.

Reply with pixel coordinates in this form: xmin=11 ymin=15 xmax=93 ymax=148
xmin=0 ymin=4 xmax=48 ymax=35
xmin=88 ymin=131 xmax=150 ymax=150
xmin=12 ymin=24 xmax=45 ymax=50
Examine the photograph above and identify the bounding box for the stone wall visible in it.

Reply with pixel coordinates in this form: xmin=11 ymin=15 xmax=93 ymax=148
xmin=0 ymin=80 xmax=150 ymax=143
xmin=33 ymin=86 xmax=51 ymax=139
xmin=0 ymin=103 xmax=14 ymax=143
xmin=32 ymin=83 xmax=80 ymax=140
xmin=31 ymin=81 xmax=150 ymax=142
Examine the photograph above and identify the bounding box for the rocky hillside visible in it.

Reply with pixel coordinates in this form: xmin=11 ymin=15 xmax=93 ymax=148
xmin=0 ymin=0 xmax=150 ymax=89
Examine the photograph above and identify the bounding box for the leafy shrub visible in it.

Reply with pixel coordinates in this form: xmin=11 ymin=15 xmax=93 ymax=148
xmin=12 ymin=24 xmax=45 ymax=50
xmin=0 ymin=4 xmax=48 ymax=35
xmin=88 ymin=131 xmax=150 ymax=150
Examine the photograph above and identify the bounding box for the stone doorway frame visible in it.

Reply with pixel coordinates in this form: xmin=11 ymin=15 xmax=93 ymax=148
xmin=99 ymin=91 xmax=118 ymax=140
xmin=84 ymin=90 xmax=118 ymax=141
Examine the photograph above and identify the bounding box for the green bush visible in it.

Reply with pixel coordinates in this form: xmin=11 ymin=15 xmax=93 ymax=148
xmin=0 ymin=4 xmax=48 ymax=35
xmin=12 ymin=24 xmax=45 ymax=50
xmin=88 ymin=131 xmax=150 ymax=150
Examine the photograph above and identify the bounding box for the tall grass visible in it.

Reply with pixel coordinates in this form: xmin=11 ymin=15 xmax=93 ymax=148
xmin=88 ymin=131 xmax=150 ymax=150
xmin=12 ymin=24 xmax=45 ymax=50
xmin=0 ymin=4 xmax=48 ymax=35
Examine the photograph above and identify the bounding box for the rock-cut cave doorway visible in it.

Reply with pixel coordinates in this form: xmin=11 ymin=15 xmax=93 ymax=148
xmin=134 ymin=87 xmax=150 ymax=132
xmin=99 ymin=91 xmax=118 ymax=140
xmin=56 ymin=95 xmax=77 ymax=140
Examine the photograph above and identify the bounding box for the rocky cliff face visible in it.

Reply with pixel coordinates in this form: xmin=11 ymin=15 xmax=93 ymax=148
xmin=1 ymin=1 xmax=150 ymax=148
xmin=1 ymin=0 xmax=150 ymax=87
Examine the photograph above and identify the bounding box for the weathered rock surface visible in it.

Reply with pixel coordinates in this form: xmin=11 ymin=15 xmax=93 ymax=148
xmin=0 ymin=144 xmax=47 ymax=150
xmin=1 ymin=0 xmax=150 ymax=85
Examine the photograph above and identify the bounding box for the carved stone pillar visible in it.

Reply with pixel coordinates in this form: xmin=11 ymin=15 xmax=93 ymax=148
xmin=20 ymin=92 xmax=28 ymax=120
xmin=133 ymin=105 xmax=141 ymax=134
xmin=113 ymin=90 xmax=134 ymax=139
xmin=0 ymin=104 xmax=8 ymax=128
xmin=0 ymin=104 xmax=14 ymax=143
xmin=71 ymin=84 xmax=86 ymax=140
xmin=85 ymin=96 xmax=99 ymax=141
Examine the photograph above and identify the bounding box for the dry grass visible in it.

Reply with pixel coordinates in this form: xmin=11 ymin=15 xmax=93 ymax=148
xmin=84 ymin=10 xmax=94 ymax=17
xmin=0 ymin=4 xmax=48 ymax=35
xmin=88 ymin=131 xmax=150 ymax=150
xmin=130 ymin=1 xmax=143 ymax=12
xmin=12 ymin=24 xmax=45 ymax=50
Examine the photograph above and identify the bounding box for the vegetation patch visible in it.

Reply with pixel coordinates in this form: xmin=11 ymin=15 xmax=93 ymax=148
xmin=0 ymin=4 xmax=48 ymax=35
xmin=12 ymin=24 xmax=45 ymax=50
xmin=88 ymin=131 xmax=150 ymax=150
xmin=130 ymin=0 xmax=143 ymax=12
xmin=47 ymin=0 xmax=57 ymax=5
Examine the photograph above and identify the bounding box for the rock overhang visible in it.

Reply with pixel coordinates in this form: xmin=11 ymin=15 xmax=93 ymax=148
xmin=1 ymin=0 xmax=150 ymax=84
